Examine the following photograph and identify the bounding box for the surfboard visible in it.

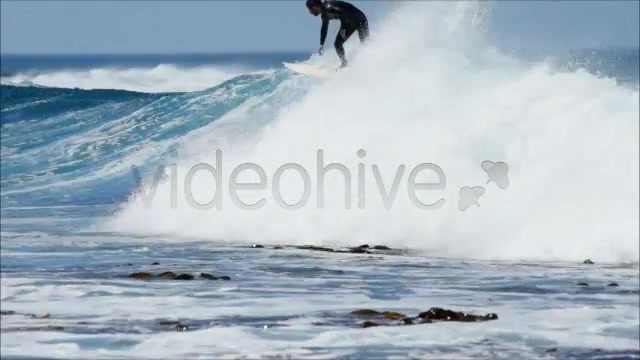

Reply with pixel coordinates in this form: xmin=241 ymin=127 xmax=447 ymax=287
xmin=283 ymin=62 xmax=334 ymax=78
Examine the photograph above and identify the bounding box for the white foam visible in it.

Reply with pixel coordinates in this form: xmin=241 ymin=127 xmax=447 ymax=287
xmin=102 ymin=1 xmax=639 ymax=263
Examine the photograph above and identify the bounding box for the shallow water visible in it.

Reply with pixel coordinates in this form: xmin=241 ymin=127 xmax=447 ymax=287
xmin=1 ymin=207 xmax=639 ymax=359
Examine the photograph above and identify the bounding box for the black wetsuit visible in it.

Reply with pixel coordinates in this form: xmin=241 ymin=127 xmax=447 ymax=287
xmin=319 ymin=0 xmax=369 ymax=66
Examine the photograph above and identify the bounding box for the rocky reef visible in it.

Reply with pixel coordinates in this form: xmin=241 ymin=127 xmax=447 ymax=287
xmin=127 ymin=271 xmax=230 ymax=281
xmin=350 ymin=307 xmax=498 ymax=328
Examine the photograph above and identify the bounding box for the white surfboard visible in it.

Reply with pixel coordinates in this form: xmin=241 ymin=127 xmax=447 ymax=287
xmin=283 ymin=62 xmax=334 ymax=78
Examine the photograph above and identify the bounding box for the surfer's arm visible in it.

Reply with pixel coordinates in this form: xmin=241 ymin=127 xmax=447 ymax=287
xmin=320 ymin=14 xmax=329 ymax=46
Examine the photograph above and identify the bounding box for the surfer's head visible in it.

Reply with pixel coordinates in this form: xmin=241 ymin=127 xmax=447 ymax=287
xmin=306 ymin=0 xmax=322 ymax=16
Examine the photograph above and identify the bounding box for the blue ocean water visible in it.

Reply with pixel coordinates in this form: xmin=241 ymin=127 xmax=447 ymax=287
xmin=2 ymin=32 xmax=639 ymax=360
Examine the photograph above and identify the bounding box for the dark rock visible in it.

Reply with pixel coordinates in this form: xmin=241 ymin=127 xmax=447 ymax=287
xmin=218 ymin=276 xmax=231 ymax=281
xmin=347 ymin=244 xmax=378 ymax=253
xmin=348 ymin=244 xmax=392 ymax=252
xmin=129 ymin=272 xmax=153 ymax=279
xmin=287 ymin=243 xmax=402 ymax=256
xmin=401 ymin=317 xmax=414 ymax=325
xmin=382 ymin=311 xmax=407 ymax=320
xmin=484 ymin=313 xmax=498 ymax=320
xmin=9 ymin=326 xmax=65 ymax=332
xmin=347 ymin=307 xmax=498 ymax=328
xmin=418 ymin=307 xmax=463 ymax=321
xmin=151 ymin=262 xmax=160 ymax=265
xmin=546 ymin=348 xmax=557 ymax=353
xmin=175 ymin=274 xmax=194 ymax=280
xmin=361 ymin=321 xmax=379 ymax=328
xmin=158 ymin=271 xmax=177 ymax=279
xmin=297 ymin=245 xmax=335 ymax=252
xmin=158 ymin=320 xmax=181 ymax=326
xmin=200 ymin=273 xmax=217 ymax=280
xmin=607 ymin=282 xmax=619 ymax=287
xmin=418 ymin=307 xmax=497 ymax=322
xmin=583 ymin=259 xmax=594 ymax=264
xmin=39 ymin=326 xmax=65 ymax=331
xmin=175 ymin=324 xmax=189 ymax=331
xmin=273 ymin=246 xmax=283 ymax=249
xmin=576 ymin=282 xmax=589 ymax=287
xmin=351 ymin=309 xmax=381 ymax=317
xmin=252 ymin=244 xmax=264 ymax=248
xmin=0 ymin=311 xmax=16 ymax=316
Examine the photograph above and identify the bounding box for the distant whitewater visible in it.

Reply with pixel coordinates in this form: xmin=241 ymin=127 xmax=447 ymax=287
xmin=2 ymin=2 xmax=638 ymax=263
xmin=0 ymin=53 xmax=291 ymax=93
xmin=1 ymin=64 xmax=245 ymax=93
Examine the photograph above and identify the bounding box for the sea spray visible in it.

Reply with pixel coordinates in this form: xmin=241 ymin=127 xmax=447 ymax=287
xmin=104 ymin=1 xmax=639 ymax=263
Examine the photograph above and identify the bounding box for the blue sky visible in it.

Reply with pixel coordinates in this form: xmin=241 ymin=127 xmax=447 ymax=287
xmin=1 ymin=1 xmax=638 ymax=54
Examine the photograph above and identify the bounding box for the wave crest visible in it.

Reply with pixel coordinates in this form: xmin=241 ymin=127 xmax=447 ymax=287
xmin=0 ymin=64 xmax=247 ymax=93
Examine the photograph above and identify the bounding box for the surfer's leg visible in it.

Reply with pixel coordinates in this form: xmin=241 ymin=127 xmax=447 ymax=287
xmin=357 ymin=19 xmax=369 ymax=43
xmin=358 ymin=20 xmax=369 ymax=44
xmin=334 ymin=23 xmax=356 ymax=67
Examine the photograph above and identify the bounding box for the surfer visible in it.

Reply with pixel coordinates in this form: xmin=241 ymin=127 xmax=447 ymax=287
xmin=305 ymin=0 xmax=369 ymax=68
